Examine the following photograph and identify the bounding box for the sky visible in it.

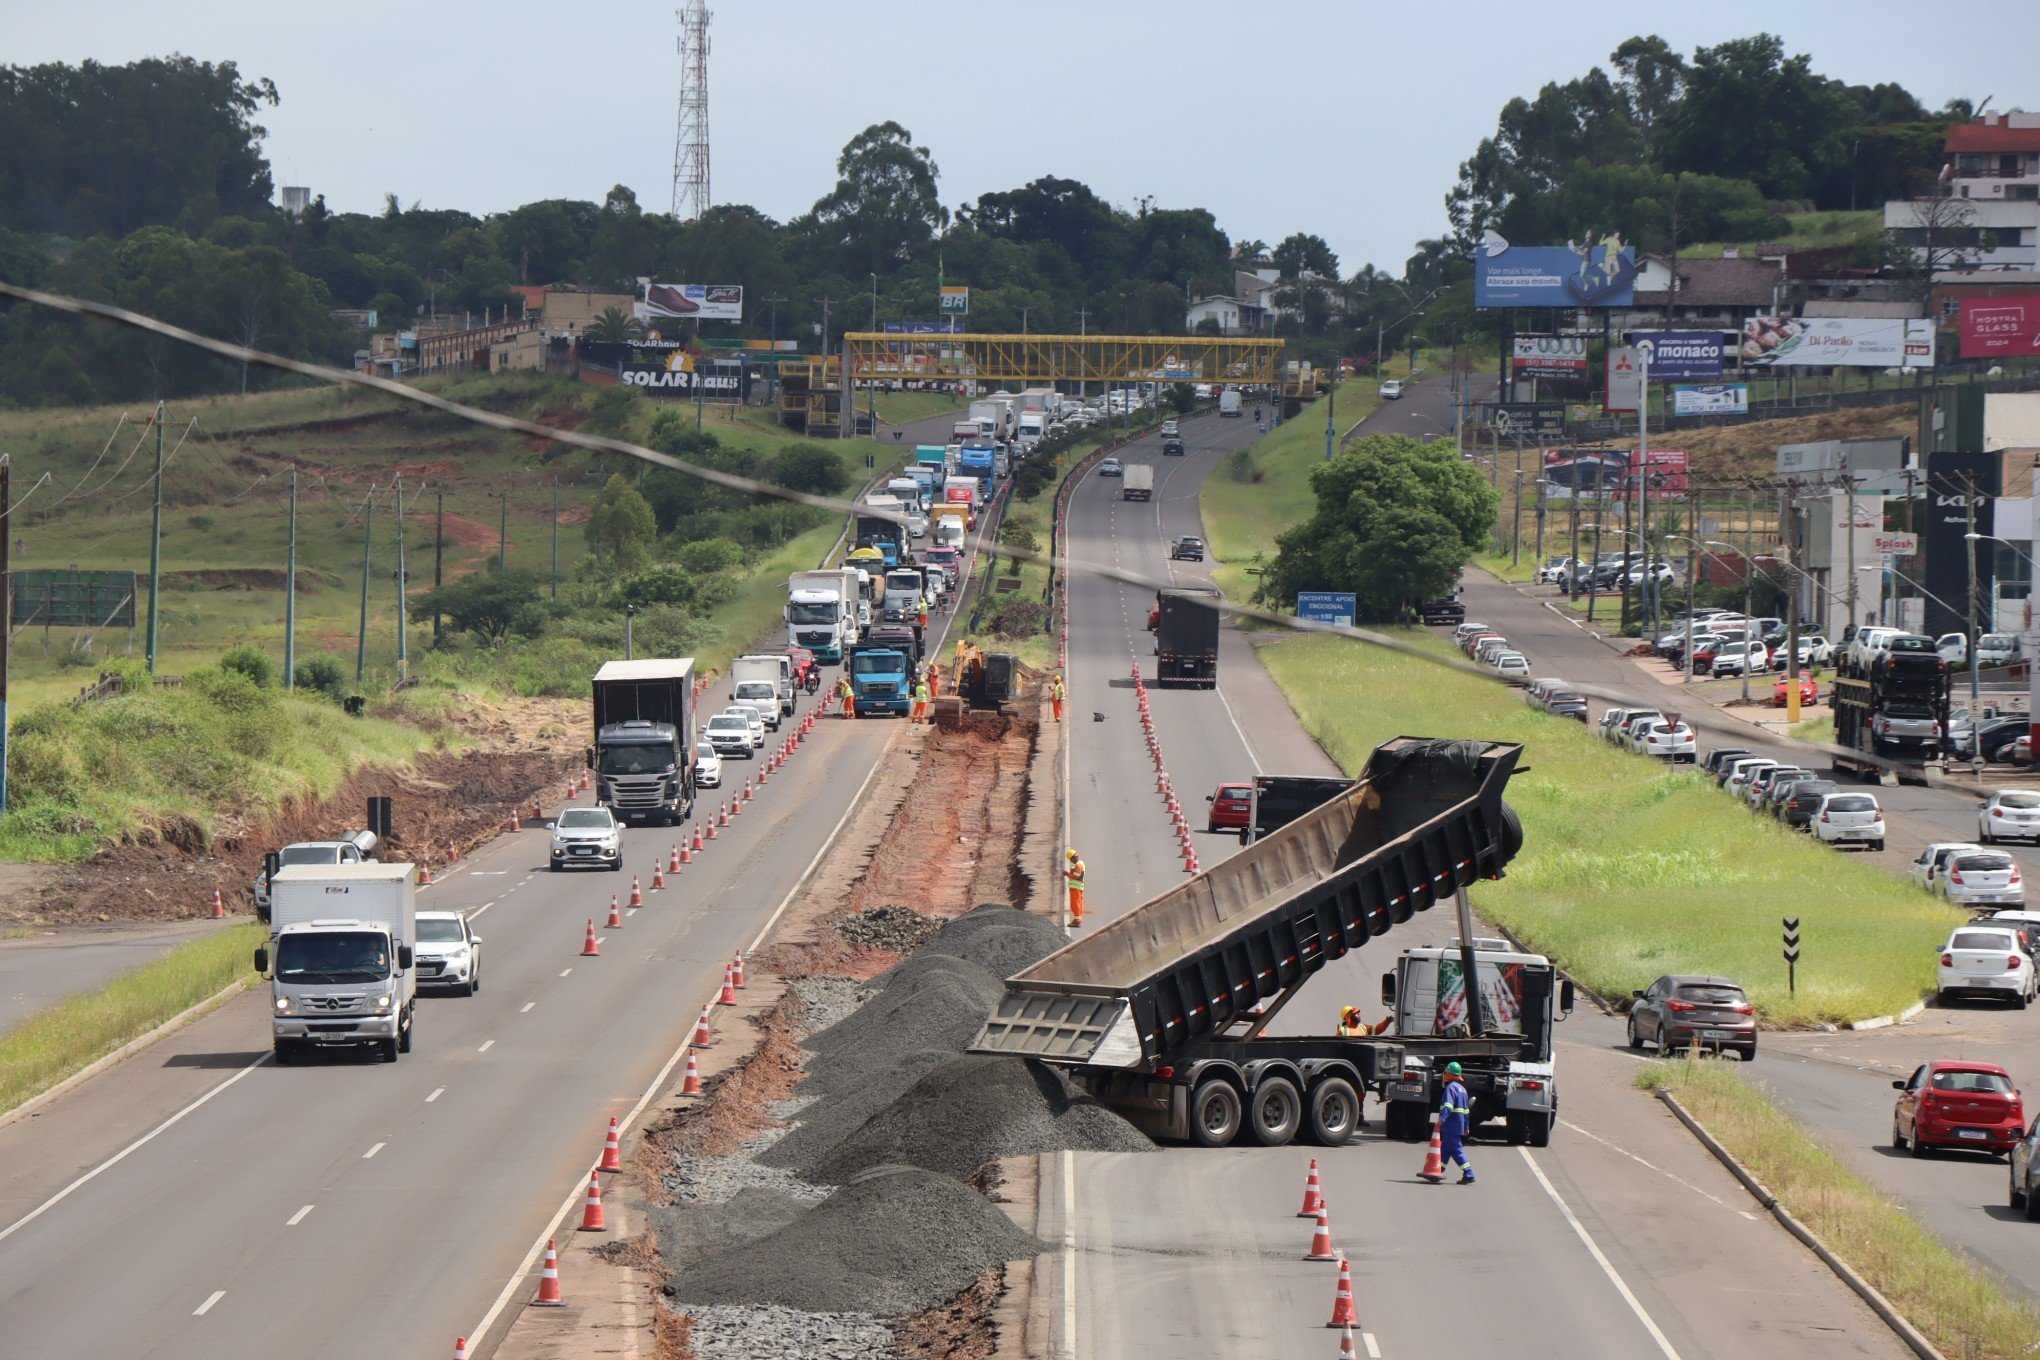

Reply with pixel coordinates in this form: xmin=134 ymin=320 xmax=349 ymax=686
xmin=8 ymin=1 xmax=2037 ymax=277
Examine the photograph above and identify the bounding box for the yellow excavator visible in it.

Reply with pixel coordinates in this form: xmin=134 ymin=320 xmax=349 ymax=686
xmin=934 ymin=640 xmax=1020 ymax=728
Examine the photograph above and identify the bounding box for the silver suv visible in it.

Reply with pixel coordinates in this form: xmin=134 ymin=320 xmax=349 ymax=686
xmin=549 ymin=806 xmax=622 ymax=872
xmin=253 ymin=834 xmax=376 ymax=919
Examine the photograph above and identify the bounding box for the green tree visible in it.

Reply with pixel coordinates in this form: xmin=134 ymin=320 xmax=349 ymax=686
xmin=801 ymin=122 xmax=946 ymax=273
xmin=1658 ymin=34 xmax=1853 ymax=201
xmin=765 ymin=443 xmax=848 ymax=497
xmin=1609 ymin=35 xmax=1687 ymax=160
xmin=585 ymin=474 xmax=658 ymax=569
xmin=408 ymin=570 xmax=544 ymax=645
xmin=584 ymin=305 xmax=642 ymax=344
xmin=1272 ymin=232 xmax=1339 ymax=280
xmin=1258 ymin=435 xmax=1498 ymax=621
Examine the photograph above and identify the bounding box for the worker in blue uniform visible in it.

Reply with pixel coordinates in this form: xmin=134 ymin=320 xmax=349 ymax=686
xmin=1440 ymin=1061 xmax=1475 ymax=1185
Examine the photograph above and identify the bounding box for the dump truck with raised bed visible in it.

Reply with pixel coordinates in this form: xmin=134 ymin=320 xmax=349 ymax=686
xmin=971 ymin=738 xmax=1573 ymax=1147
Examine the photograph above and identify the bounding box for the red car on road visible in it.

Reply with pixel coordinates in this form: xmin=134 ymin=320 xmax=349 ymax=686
xmin=1206 ymin=783 xmax=1253 ymax=833
xmin=786 ymin=646 xmax=821 ymax=693
xmin=1772 ymin=674 xmax=1818 ymax=708
xmin=1892 ymin=1060 xmax=2025 ymax=1157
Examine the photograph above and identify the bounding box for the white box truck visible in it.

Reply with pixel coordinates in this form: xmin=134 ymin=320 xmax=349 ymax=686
xmin=1219 ymin=388 xmax=1242 ymax=417
xmin=786 ymin=568 xmax=860 ymax=663
xmin=1122 ymin=464 xmax=1154 ymax=501
xmin=257 ymin=863 xmax=418 ymax=1064
xmin=1017 ymin=411 xmax=1046 ymax=449
xmin=730 ymin=654 xmax=787 ymax=727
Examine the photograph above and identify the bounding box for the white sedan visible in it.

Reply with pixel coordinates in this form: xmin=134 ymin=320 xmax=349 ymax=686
xmin=1813 ymin=792 xmax=1885 ymax=851
xmin=1936 ymin=851 xmax=2025 ymax=908
xmin=1911 ymin=842 xmax=1983 ymax=892
xmin=694 ymin=741 xmax=723 ymax=789
xmin=1937 ymin=925 xmax=2037 ymax=1007
xmin=1636 ymin=721 xmax=1697 ymax=761
xmin=414 ymin=911 xmax=482 ymax=995
xmin=1981 ymin=790 xmax=2040 ymax=844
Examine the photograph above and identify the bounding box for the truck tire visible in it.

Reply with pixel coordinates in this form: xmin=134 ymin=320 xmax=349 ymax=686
xmin=1188 ymin=1077 xmax=1243 ymax=1148
xmin=1384 ymin=1099 xmax=1423 ymax=1143
xmin=379 ymin=1039 xmax=400 ymax=1063
xmin=273 ymin=1039 xmax=298 ymax=1065
xmin=1305 ymin=1077 xmax=1361 ymax=1147
xmin=398 ymin=1016 xmax=413 ymax=1054
xmin=1526 ymin=1111 xmax=1553 ymax=1147
xmin=1247 ymin=1075 xmax=1302 ymax=1147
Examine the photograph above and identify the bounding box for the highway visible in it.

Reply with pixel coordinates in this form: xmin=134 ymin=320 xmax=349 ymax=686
xmin=0 ymin=918 xmax=225 ymax=1033
xmin=1461 ymin=557 xmax=2040 ymax=1302
xmin=0 ymin=410 xmax=985 ymax=1360
xmin=1052 ymin=381 xmax=1913 ymax=1359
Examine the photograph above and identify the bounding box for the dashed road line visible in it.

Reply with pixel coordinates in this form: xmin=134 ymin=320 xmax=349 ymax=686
xmin=559 ymin=968 xmax=573 ymax=977
xmin=1560 ymin=1120 xmax=1756 ymax=1219
xmin=1520 ymin=1147 xmax=1682 ymax=1359
xmin=477 ymin=1040 xmax=494 ymax=1053
xmin=193 ymin=1290 xmax=225 ymax=1316
xmin=426 ymin=1088 xmax=444 ymax=1103
xmin=520 ymin=1002 xmax=535 ymax=1013
xmin=286 ymin=1205 xmax=313 ymax=1226
xmin=362 ymin=1142 xmax=385 ymax=1159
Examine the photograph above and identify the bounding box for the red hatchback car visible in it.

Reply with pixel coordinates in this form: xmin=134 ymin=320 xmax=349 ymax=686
xmin=1772 ymin=674 xmax=1818 ymax=708
xmin=1893 ymin=1060 xmax=2025 ymax=1157
xmin=1206 ymin=783 xmax=1253 ymax=833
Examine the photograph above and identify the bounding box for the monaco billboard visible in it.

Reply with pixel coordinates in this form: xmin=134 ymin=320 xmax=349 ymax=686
xmin=1960 ymin=296 xmax=2040 ymax=359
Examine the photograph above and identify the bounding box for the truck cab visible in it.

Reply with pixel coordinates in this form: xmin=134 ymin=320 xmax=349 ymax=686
xmin=591 ymin=659 xmax=695 ymax=826
xmin=256 ymin=863 xmax=418 ymax=1064
xmin=846 ymin=641 xmax=914 ymax=716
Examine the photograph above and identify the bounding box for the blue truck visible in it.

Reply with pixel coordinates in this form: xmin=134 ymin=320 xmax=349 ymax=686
xmin=958 ymin=444 xmax=997 ymax=483
xmin=846 ymin=640 xmax=914 ymax=716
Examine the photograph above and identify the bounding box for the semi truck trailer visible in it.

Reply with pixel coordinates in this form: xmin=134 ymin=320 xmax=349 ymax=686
xmin=590 ymin=658 xmax=696 ymax=825
xmin=1154 ymin=587 xmax=1220 ymax=688
xmin=973 ymin=738 xmax=1569 ymax=1147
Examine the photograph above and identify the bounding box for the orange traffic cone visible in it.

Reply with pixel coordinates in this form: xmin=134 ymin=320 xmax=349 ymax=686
xmin=210 ymin=888 xmax=225 ymax=920
xmin=743 ymin=777 xmax=754 ymax=803
xmin=651 ymin=862 xmax=665 ymax=890
xmin=629 ymin=876 xmax=643 ymax=908
xmin=509 ymin=808 xmax=521 ymax=831
xmin=718 ymin=800 xmax=731 ymax=828
xmin=1327 ymin=1255 xmax=1357 ymax=1328
xmin=607 ymin=895 xmax=623 ymax=930
xmin=582 ymin=919 xmax=600 ymax=957
xmin=1298 ymin=1158 xmax=1325 ymax=1217
xmin=530 ymin=798 xmax=542 ymax=822
xmin=692 ymin=824 xmax=705 ymax=852
xmin=454 ymin=1336 xmax=470 ymax=1360
xmin=1305 ymin=1206 xmax=1336 ymax=1262
xmin=1418 ymin=1113 xmax=1445 ymax=1183
xmin=731 ymin=951 xmax=746 ymax=988
xmin=419 ymin=861 xmax=432 ymax=887
xmin=531 ymin=1240 xmax=563 ymax=1306
xmin=693 ymin=1004 xmax=714 ymax=1047
xmin=681 ymin=1050 xmax=703 ymax=1096
xmin=719 ymin=964 xmax=737 ymax=1006
xmin=706 ymin=814 xmax=719 ymax=841
xmin=669 ymin=844 xmax=681 ymax=872
xmin=1336 ymin=1324 xmax=1358 ymax=1359
xmin=680 ymin=843 xmax=693 ymax=865
xmin=599 ymin=1116 xmax=623 ymax=1173
xmin=580 ymin=771 xmax=590 ymax=793
xmin=578 ymin=1172 xmax=606 ymax=1232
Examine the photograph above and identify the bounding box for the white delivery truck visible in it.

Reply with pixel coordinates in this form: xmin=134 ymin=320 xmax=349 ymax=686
xmin=969 ymin=399 xmax=1005 ymax=441
xmin=786 ymin=568 xmax=860 ymax=662
xmin=730 ymin=655 xmax=786 ymax=728
xmin=1219 ymin=388 xmax=1242 ymax=417
xmin=886 ymin=476 xmax=924 ymax=508
xmin=1017 ymin=411 xmax=1046 ymax=449
xmin=257 ymin=863 xmax=419 ymax=1064
xmin=1122 ymin=465 xmax=1154 ymax=501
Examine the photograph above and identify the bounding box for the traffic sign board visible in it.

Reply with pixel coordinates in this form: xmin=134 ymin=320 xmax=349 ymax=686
xmin=1783 ymin=917 xmax=1801 ymax=992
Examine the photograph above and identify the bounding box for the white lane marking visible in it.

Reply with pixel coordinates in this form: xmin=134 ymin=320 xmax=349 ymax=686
xmin=1559 ymin=1120 xmax=1756 ymax=1218
xmin=520 ymin=1002 xmax=535 ymax=1014
xmin=286 ymin=1204 xmax=314 ymax=1227
xmin=1364 ymin=1333 xmax=1382 ymax=1359
xmin=466 ymin=715 xmax=901 ymax=1357
xmin=362 ymin=1142 xmax=385 ymax=1159
xmin=472 ymin=871 xmax=508 ymax=876
xmin=1519 ymin=1147 xmax=1683 ymax=1359
xmin=0 ymin=1054 xmax=265 ymax=1247
xmin=596 ymin=937 xmax=607 ymax=946
xmin=426 ymin=1088 xmax=444 ymax=1103
xmin=1061 ymin=1149 xmax=1077 ymax=1359
xmin=192 ymin=1290 xmax=225 ymax=1316
xmin=559 ymin=968 xmax=573 ymax=977
xmin=477 ymin=1040 xmax=494 ymax=1053
xmin=470 ymin=900 xmax=497 ymax=918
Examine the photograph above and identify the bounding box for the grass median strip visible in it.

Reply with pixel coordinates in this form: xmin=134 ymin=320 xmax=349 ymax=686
xmin=1637 ymin=1057 xmax=2040 ymax=1360
xmin=1255 ymin=631 xmax=1945 ymax=1025
xmin=0 ymin=922 xmax=262 ymax=1115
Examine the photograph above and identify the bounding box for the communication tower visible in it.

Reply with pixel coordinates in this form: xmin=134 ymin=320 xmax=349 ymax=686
xmin=671 ymin=2 xmax=711 ymax=222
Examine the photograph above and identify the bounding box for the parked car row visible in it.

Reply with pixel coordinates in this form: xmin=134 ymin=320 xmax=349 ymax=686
xmin=1450 ymin=620 xmax=1530 ymax=683
xmin=1648 ymin=609 xmax=1837 ymax=677
xmin=1595 ymin=704 xmax=1697 ymax=761
xmin=1698 ymin=745 xmax=1881 ymax=847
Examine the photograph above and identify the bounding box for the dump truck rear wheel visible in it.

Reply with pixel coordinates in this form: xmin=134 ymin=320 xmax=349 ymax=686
xmin=1306 ymin=1077 xmax=1360 ymax=1147
xmin=1189 ymin=1077 xmax=1242 ymax=1148
xmin=1247 ymin=1075 xmax=1301 ymax=1147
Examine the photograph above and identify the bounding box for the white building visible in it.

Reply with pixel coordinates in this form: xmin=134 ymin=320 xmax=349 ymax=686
xmin=1884 ymin=112 xmax=2040 ymax=271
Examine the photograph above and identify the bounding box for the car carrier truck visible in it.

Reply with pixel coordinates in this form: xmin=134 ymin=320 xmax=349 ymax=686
xmin=1832 ymin=650 xmax=1951 ymax=783
xmin=972 ymin=737 xmax=1571 ymax=1147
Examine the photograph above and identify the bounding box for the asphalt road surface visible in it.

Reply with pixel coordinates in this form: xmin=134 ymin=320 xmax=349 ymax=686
xmin=1052 ymin=379 xmax=1911 ymax=1359
xmin=0 ymin=919 xmax=226 ymax=1033
xmin=0 ymin=404 xmax=990 ymax=1360
xmin=1460 ymin=565 xmax=2040 ymax=1301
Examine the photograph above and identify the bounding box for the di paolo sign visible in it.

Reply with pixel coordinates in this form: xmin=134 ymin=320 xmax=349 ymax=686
xmin=1296 ymin=592 xmax=1357 ymax=627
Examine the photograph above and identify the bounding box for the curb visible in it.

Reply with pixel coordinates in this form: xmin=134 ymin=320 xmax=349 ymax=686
xmin=0 ymin=974 xmax=256 ymax=1131
xmin=1654 ymin=1087 xmax=1948 ymax=1360
xmin=1848 ymin=999 xmax=1928 ymax=1032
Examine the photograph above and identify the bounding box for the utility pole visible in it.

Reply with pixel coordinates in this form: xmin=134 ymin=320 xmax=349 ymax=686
xmin=432 ymin=489 xmax=445 ymax=643
xmin=1783 ymin=480 xmax=1801 ymax=722
xmin=1844 ymin=458 xmax=1859 ymax=638
xmin=1511 ymin=441 xmax=1524 ymax=568
xmin=284 ymin=465 xmax=297 ymax=690
xmin=550 ymin=476 xmax=560 ymax=600
xmin=146 ymin=401 xmax=165 ymax=674
xmin=498 ymin=492 xmax=508 ymax=572
xmin=1324 ymin=368 xmax=1337 ymax=463
xmin=393 ymin=477 xmax=408 ymax=678
xmin=0 ymin=454 xmax=10 ymax=813
xmin=765 ymin=296 xmax=785 ymax=349
xmin=1967 ymin=474 xmax=1982 ymax=736
xmin=356 ymin=483 xmax=376 ymax=682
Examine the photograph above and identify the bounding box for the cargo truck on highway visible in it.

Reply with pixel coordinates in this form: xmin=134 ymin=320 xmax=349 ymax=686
xmin=1219 ymin=388 xmax=1242 ymax=417
xmin=257 ymin=863 xmax=419 ymax=1064
xmin=1154 ymin=587 xmax=1220 ymax=688
xmin=590 ymin=658 xmax=696 ymax=826
xmin=786 ymin=568 xmax=860 ymax=662
xmin=972 ymin=738 xmax=1570 ymax=1147
xmin=1122 ymin=465 xmax=1154 ymax=501
xmin=1833 ymin=650 xmax=1951 ymax=782
xmin=846 ymin=638 xmax=914 ymax=716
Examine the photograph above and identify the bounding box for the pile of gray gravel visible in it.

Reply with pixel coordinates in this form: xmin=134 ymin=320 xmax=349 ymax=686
xmin=667 ymin=1150 xmax=831 ymax=1207
xmin=667 ymin=1165 xmax=1044 ymax=1316
xmin=684 ymin=1304 xmax=893 ymax=1360
xmin=788 ymin=975 xmax=874 ymax=1034
xmin=805 ymin=1053 xmax=1153 ymax=1184
xmin=835 ymin=903 xmax=944 ymax=954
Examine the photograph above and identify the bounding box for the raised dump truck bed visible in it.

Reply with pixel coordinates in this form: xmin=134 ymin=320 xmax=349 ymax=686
xmin=973 ymin=737 xmax=1523 ymax=1070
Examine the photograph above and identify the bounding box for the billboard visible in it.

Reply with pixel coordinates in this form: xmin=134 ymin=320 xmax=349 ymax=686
xmin=1605 ymin=345 xmax=1643 ymax=413
xmin=12 ymin=570 xmax=138 ymax=628
xmin=1672 ymin=383 xmax=1749 ymax=416
xmin=1923 ymin=450 xmax=1998 ymax=638
xmin=1625 ymin=448 xmax=1690 ymax=501
xmin=1629 ymin=331 xmax=1724 ymax=380
xmin=883 ymin=321 xmax=959 ymax=334
xmin=614 ymin=348 xmax=753 ymax=401
xmin=1540 ymin=448 xmax=1686 ymax=500
xmin=634 ymin=282 xmax=744 ymax=323
xmin=1739 ymin=316 xmax=1935 ymax=369
xmin=1474 ymin=236 xmax=1637 ymax=309
xmin=1485 ymin=402 xmax=1567 ymax=438
xmin=1510 ymin=336 xmax=1588 ymax=379
xmin=939 ymin=285 xmax=969 ymax=316
xmin=1296 ymin=592 xmax=1357 ymax=627
xmin=1960 ymin=297 xmax=2040 ymax=359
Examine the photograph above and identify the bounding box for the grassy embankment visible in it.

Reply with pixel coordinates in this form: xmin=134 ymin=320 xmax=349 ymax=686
xmin=1637 ymin=1057 xmax=2040 ymax=1360
xmin=1200 ymin=378 xmax=1386 ymax=603
xmin=0 ymin=923 xmax=264 ymax=1115
xmin=1259 ymin=631 xmax=1941 ymax=1024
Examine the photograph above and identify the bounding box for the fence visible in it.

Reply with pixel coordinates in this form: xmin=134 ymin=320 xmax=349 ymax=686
xmin=68 ymin=672 xmax=184 ymax=709
xmin=1569 ymin=368 xmax=2040 ymax=445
